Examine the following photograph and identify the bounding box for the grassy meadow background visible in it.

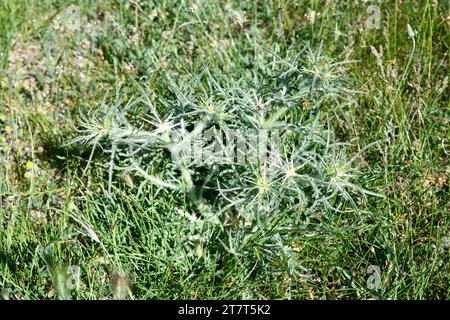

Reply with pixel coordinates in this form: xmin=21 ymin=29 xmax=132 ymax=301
xmin=0 ymin=0 xmax=449 ymax=299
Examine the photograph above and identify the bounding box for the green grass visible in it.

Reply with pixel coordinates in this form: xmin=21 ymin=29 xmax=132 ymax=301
xmin=0 ymin=0 xmax=449 ymax=300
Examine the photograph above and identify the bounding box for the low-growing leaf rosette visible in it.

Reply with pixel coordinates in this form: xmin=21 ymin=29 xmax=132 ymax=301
xmin=70 ymin=47 xmax=381 ymax=275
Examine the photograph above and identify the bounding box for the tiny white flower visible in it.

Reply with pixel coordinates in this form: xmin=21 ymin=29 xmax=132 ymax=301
xmin=305 ymin=9 xmax=316 ymax=25
xmin=149 ymin=9 xmax=158 ymax=20
xmin=407 ymin=23 xmax=415 ymax=38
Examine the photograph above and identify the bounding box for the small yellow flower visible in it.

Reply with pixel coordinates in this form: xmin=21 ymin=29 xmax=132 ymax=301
xmin=302 ymin=101 xmax=310 ymax=109
xmin=3 ymin=145 xmax=11 ymax=153
xmin=25 ymin=161 xmax=33 ymax=170
xmin=0 ymin=136 xmax=5 ymax=142
xmin=4 ymin=125 xmax=11 ymax=132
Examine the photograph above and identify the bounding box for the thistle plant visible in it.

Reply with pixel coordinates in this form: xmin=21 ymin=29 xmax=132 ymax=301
xmin=70 ymin=46 xmax=381 ymax=277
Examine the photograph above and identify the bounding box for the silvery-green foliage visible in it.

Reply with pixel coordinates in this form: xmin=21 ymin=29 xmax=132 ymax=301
xmin=71 ymin=47 xmax=380 ymax=276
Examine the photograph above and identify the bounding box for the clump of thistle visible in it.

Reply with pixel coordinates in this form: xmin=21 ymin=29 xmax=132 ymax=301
xmin=70 ymin=46 xmax=381 ymax=277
